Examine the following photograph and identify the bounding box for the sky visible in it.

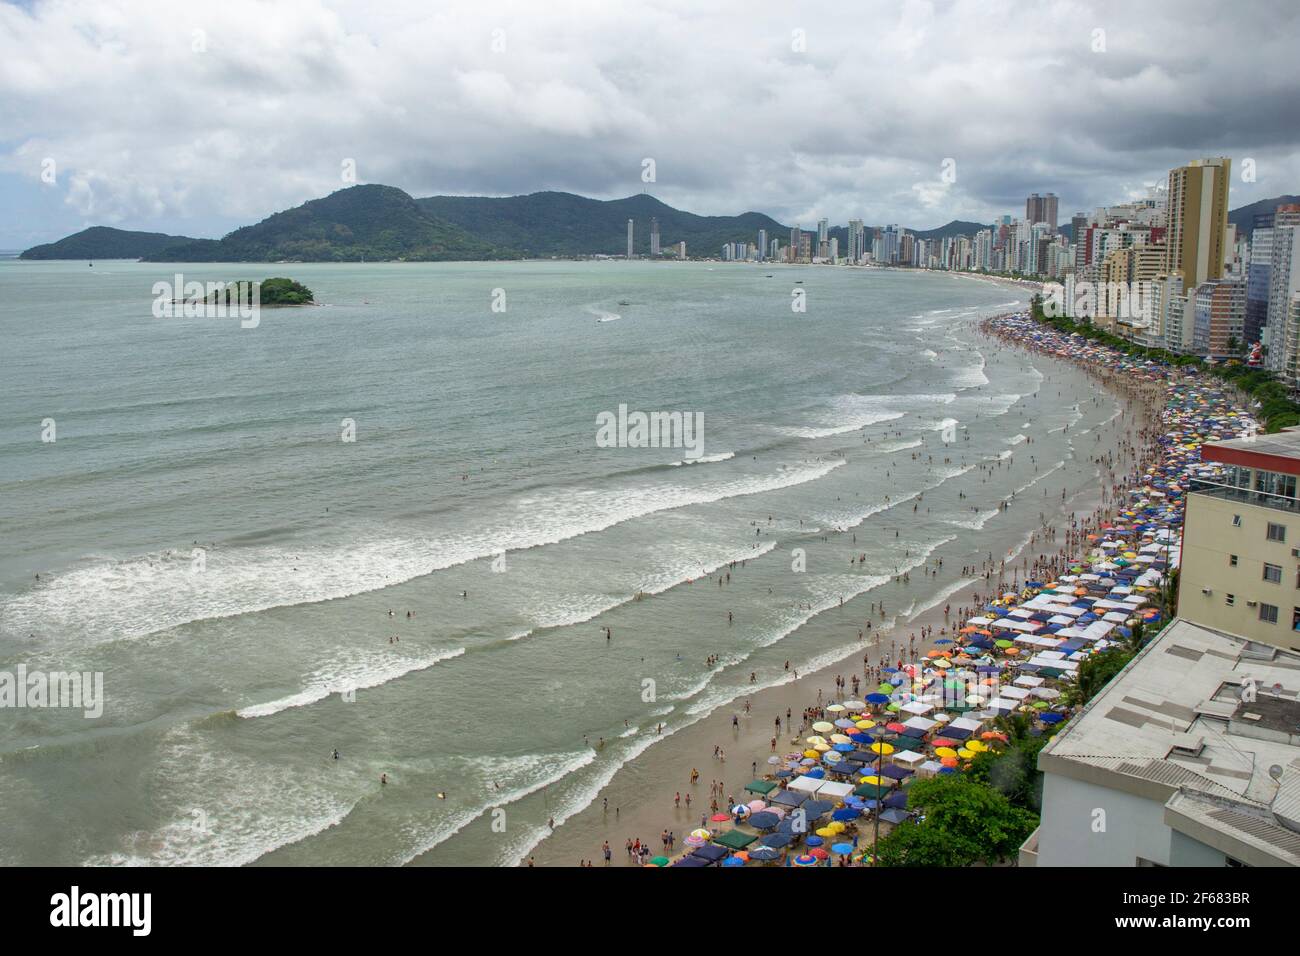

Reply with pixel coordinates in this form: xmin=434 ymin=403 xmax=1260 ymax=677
xmin=2 ymin=0 xmax=1300 ymax=249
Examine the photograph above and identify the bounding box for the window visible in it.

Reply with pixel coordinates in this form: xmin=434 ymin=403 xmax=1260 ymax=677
xmin=1264 ymin=563 xmax=1282 ymax=584
xmin=1268 ymin=522 xmax=1287 ymax=542
xmin=1232 ymin=515 xmax=1242 ymax=527
xmin=1226 ymin=594 xmax=1235 ymax=606
xmin=1260 ymin=603 xmax=1279 ymax=624
xmin=1292 ymin=607 xmax=1300 ymax=631
xmin=1229 ymin=554 xmax=1239 ymax=567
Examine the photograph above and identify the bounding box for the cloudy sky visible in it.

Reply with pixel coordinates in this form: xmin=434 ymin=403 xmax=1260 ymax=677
xmin=3 ymin=0 xmax=1299 ymax=248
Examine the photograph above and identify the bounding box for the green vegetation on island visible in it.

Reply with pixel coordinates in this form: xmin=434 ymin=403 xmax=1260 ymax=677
xmin=190 ymin=277 xmax=314 ymax=306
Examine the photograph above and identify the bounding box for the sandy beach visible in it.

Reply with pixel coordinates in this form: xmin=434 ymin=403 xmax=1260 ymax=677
xmin=527 ymin=315 xmax=1161 ymax=866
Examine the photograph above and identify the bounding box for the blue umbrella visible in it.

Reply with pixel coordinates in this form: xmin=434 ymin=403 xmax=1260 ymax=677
xmin=749 ymin=811 xmax=780 ymax=830
xmin=749 ymin=846 xmax=781 ymax=862
xmin=805 ymin=835 xmax=824 ymax=847
xmin=722 ymin=856 xmax=746 ymax=867
xmin=866 ymin=693 xmax=890 ymax=704
xmin=833 ymin=743 xmax=854 ymax=752
xmin=1040 ymin=712 xmax=1066 ymax=724
xmin=832 ymin=807 xmax=861 ymax=821
xmin=831 ymin=842 xmax=855 ymax=855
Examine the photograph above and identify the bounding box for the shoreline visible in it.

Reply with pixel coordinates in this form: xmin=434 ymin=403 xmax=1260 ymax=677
xmin=525 ymin=310 xmax=1157 ymax=867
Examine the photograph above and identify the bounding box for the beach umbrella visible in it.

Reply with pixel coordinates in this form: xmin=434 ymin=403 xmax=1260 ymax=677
xmin=732 ymin=804 xmax=751 ymax=817
xmin=651 ymin=856 xmax=669 ymax=867
xmin=842 ymin=700 xmax=865 ymax=710
xmin=832 ymin=808 xmax=861 ymax=821
xmin=711 ymin=813 xmax=731 ymax=822
xmin=805 ymin=834 xmax=824 ymax=847
xmin=722 ymin=856 xmax=746 ymax=867
xmin=831 ymin=842 xmax=855 ymax=855
xmin=749 ymin=846 xmax=781 ymax=862
xmin=826 ymin=704 xmax=846 ymax=714
xmin=865 ymin=693 xmax=890 ymax=704
xmin=869 ymin=742 xmax=894 ymax=755
xmin=812 ymin=721 xmax=835 ymax=733
xmin=792 ymin=854 xmax=819 ymax=866
xmin=855 ymin=719 xmax=876 ymax=729
xmin=767 ymin=755 xmax=782 ymax=765
xmin=749 ymin=811 xmax=780 ymax=830
xmin=809 ymin=847 xmax=830 ymax=860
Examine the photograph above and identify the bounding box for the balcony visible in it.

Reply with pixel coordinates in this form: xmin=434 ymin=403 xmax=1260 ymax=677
xmin=1189 ymin=478 xmax=1300 ymax=514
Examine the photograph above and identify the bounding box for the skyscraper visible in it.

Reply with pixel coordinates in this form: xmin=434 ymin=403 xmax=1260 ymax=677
xmin=1026 ymin=193 xmax=1059 ymax=230
xmin=650 ymin=217 xmax=660 ymax=257
xmin=1164 ymin=157 xmax=1231 ymax=291
xmin=626 ymin=219 xmax=634 ymax=259
xmin=757 ymin=229 xmax=767 ymax=262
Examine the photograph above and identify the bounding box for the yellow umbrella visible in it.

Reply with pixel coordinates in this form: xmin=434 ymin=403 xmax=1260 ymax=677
xmin=806 ymin=735 xmax=827 ymax=746
xmin=830 ymin=733 xmax=852 ymax=744
xmin=855 ymin=720 xmax=876 ymax=730
xmin=803 ymin=749 xmax=820 ymax=759
xmin=957 ymin=748 xmax=974 ymax=759
xmin=869 ymin=742 xmax=894 ymax=755
xmin=812 ymin=721 xmax=835 ymax=733
xmin=816 ymin=827 xmax=837 ymax=838
xmin=966 ymin=740 xmax=986 ymax=753
xmin=826 ymin=704 xmax=847 ymax=714
xmin=935 ymin=747 xmax=958 ymax=758
xmin=859 ymin=775 xmax=887 ymax=785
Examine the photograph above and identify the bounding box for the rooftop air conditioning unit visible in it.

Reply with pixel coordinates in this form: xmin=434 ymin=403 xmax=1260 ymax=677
xmin=1202 ymin=587 xmax=1212 ymax=595
xmin=1247 ymin=600 xmax=1258 ymax=607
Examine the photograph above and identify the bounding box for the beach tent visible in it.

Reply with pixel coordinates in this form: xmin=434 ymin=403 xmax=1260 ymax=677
xmin=816 ymin=781 xmax=855 ymax=799
xmin=745 ymin=779 xmax=778 ymax=795
xmin=892 ymin=750 xmax=926 ymax=769
xmin=693 ymin=844 xmax=730 ymax=861
xmin=769 ymin=790 xmax=807 ymax=808
xmin=788 ymin=775 xmax=825 ymax=794
xmin=713 ymin=830 xmax=757 ymax=851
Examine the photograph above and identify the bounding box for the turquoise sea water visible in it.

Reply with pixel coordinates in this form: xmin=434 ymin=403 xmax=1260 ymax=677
xmin=0 ymin=259 xmax=1108 ymax=865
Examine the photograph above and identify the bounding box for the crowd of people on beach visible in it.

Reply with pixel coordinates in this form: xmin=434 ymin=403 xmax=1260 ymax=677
xmin=558 ymin=307 xmax=1255 ymax=868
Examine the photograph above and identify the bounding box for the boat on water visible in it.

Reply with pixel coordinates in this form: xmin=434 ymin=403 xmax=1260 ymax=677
xmin=618 ymin=300 xmax=630 ymax=306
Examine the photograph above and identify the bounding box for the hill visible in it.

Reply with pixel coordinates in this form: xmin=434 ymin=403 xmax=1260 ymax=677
xmin=1228 ymin=195 xmax=1300 ymax=240
xmin=417 ymin=191 xmax=789 ymax=257
xmin=147 ymin=185 xmax=510 ymax=262
xmin=20 ymin=226 xmax=198 ymax=260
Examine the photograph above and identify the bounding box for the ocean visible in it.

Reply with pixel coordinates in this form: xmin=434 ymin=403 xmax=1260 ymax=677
xmin=0 ymin=259 xmax=1110 ymax=865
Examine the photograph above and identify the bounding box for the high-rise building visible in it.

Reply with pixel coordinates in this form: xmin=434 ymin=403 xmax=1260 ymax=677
xmin=1026 ymin=192 xmax=1059 ymax=230
xmin=757 ymin=229 xmax=767 ymax=262
xmin=1191 ymin=278 xmax=1246 ymax=359
xmin=1266 ymin=223 xmax=1300 ymax=382
xmin=848 ymin=220 xmax=865 ymax=263
xmin=676 ymin=241 xmax=686 ymax=260
xmin=650 ymin=217 xmax=660 ymax=257
xmin=626 ymin=219 xmax=634 ymax=259
xmin=1164 ymin=158 xmax=1231 ymax=291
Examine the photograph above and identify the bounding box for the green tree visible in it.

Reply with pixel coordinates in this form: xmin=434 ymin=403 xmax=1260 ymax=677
xmin=875 ymin=775 xmax=1037 ymax=867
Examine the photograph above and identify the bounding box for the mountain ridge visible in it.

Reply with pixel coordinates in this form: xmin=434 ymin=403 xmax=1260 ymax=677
xmin=19 ymin=189 xmax=1300 ymax=262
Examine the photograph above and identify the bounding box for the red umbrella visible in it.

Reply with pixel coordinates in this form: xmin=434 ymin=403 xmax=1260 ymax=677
xmin=885 ymin=722 xmax=906 ymax=733
xmin=808 ymin=847 xmax=829 ymax=859
xmin=711 ymin=813 xmax=731 ymax=822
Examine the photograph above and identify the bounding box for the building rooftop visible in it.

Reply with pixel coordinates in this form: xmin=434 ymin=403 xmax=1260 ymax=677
xmin=1040 ymin=618 xmax=1300 ymax=865
xmin=1204 ymin=427 xmax=1300 ymax=459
